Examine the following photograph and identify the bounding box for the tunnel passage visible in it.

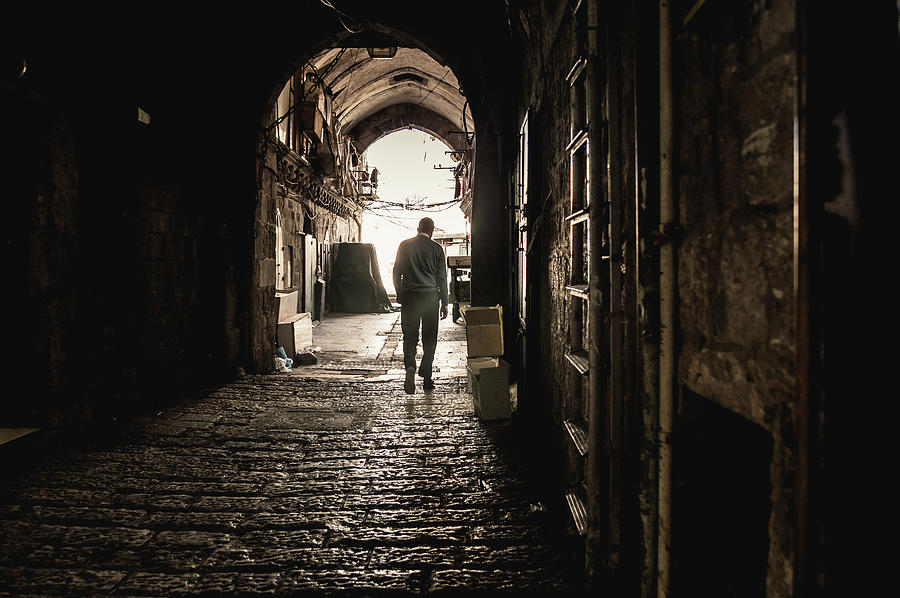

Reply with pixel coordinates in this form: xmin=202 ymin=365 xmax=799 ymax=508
xmin=252 ymin=27 xmax=478 ymax=373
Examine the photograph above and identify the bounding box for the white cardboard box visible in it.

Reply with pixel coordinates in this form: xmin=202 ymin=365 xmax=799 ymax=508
xmin=277 ymin=312 xmax=312 ymax=357
xmin=275 ymin=290 xmax=299 ymax=323
xmin=466 ymin=357 xmax=499 ymax=393
xmin=461 ymin=305 xmax=504 ymax=357
xmin=466 ymin=358 xmax=511 ymax=420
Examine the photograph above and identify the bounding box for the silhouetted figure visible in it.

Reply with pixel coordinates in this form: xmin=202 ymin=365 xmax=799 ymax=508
xmin=393 ymin=217 xmax=449 ymax=393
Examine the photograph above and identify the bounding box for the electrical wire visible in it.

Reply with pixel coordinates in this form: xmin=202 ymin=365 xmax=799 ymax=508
xmin=319 ymin=0 xmax=362 ymax=33
xmin=416 ymin=67 xmax=452 ymax=108
xmin=365 ymin=197 xmax=461 ymax=209
xmin=260 ymin=33 xmax=472 ymax=233
xmin=267 ymin=48 xmax=346 ymax=133
xmin=365 ymin=208 xmax=416 ymax=228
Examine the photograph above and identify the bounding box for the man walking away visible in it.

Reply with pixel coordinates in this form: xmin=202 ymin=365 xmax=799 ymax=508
xmin=393 ymin=217 xmax=449 ymax=394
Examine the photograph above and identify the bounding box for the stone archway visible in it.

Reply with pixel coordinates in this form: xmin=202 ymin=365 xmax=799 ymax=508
xmin=249 ymin=25 xmax=484 ymax=373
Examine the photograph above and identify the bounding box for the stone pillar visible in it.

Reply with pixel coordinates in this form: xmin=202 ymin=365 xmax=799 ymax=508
xmin=470 ymin=123 xmax=509 ymax=310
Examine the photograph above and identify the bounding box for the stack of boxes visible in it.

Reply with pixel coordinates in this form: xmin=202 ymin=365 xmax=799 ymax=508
xmin=462 ymin=305 xmax=512 ymax=420
xmin=275 ymin=290 xmax=313 ymax=359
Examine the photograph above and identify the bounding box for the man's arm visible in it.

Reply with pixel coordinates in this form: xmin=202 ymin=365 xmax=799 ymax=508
xmin=436 ymin=246 xmax=449 ymax=319
xmin=393 ymin=242 xmax=406 ymax=302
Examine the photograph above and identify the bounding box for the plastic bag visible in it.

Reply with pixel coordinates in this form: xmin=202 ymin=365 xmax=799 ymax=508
xmin=275 ymin=346 xmax=293 ymax=369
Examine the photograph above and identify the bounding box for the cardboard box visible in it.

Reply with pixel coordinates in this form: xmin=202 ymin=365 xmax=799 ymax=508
xmin=275 ymin=290 xmax=299 ymax=323
xmin=466 ymin=357 xmax=499 ymax=393
xmin=461 ymin=305 xmax=504 ymax=357
xmin=277 ymin=312 xmax=312 ymax=357
xmin=467 ymin=358 xmax=511 ymax=420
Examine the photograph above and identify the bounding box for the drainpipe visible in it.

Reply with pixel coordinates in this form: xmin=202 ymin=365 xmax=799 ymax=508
xmin=605 ymin=0 xmax=625 ymax=584
xmin=585 ymin=0 xmax=606 ymax=589
xmin=657 ymin=1 xmax=675 ymax=597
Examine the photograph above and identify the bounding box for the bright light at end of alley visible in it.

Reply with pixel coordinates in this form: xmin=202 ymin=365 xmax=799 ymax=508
xmin=360 ymin=129 xmax=469 ymax=294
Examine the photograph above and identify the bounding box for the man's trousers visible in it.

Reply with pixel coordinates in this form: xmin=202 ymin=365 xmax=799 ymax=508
xmin=400 ymin=290 xmax=440 ymax=379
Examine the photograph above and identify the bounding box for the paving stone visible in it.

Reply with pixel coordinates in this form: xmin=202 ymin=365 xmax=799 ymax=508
xmin=109 ymin=477 xmax=163 ymax=494
xmin=51 ymin=545 xmax=145 ymax=569
xmin=207 ymin=545 xmax=372 ymax=573
xmin=141 ymin=494 xmax=196 ymax=511
xmin=279 ymin=569 xmax=416 ymax=595
xmin=265 ymin=495 xmax=346 ymax=513
xmin=469 ymin=523 xmax=549 ymax=545
xmin=29 ymin=505 xmax=148 ymax=528
xmin=101 ymin=492 xmax=154 ymax=510
xmin=328 ymin=526 xmax=469 ymax=547
xmin=0 ymin=567 xmax=127 ymax=595
xmin=229 ymin=471 xmax=293 ymax=485
xmin=112 ymin=571 xmax=200 ymax=596
xmin=429 ymin=568 xmax=574 ymax=593
xmin=138 ymin=548 xmax=216 ymax=572
xmin=190 ymin=495 xmax=267 ymax=513
xmin=64 ymin=525 xmax=154 ymax=549
xmin=191 ymin=572 xmax=236 ymax=595
xmin=341 ymin=493 xmax=441 ymax=511
xmin=234 ymin=571 xmax=283 ymax=594
xmin=153 ymin=481 xmax=259 ymax=496
xmin=153 ymin=465 xmax=236 ymax=482
xmin=458 ymin=544 xmax=576 ymax=570
xmin=3 ymin=487 xmax=110 ymax=506
xmin=283 ymin=463 xmax=352 ymax=477
xmin=364 ymin=479 xmax=456 ymax=495
xmin=366 ymin=507 xmax=493 ymax=527
xmin=0 ymin=314 xmax=584 ymax=595
xmin=369 ymin=545 xmax=463 ymax=569
xmin=239 ymin=529 xmax=328 ymax=547
xmin=148 ymin=530 xmax=235 ymax=550
xmin=143 ymin=511 xmax=245 ymax=532
xmin=0 ymin=504 xmax=24 ymax=519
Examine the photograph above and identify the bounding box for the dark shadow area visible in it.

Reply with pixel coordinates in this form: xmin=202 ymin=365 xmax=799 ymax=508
xmin=671 ymin=389 xmax=773 ymax=598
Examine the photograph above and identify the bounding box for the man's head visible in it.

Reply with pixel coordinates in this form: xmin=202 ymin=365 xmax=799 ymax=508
xmin=417 ymin=217 xmax=435 ymax=237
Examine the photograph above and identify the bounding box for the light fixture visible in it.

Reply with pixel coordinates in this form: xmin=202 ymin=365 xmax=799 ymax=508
xmin=366 ymin=47 xmax=397 ymax=59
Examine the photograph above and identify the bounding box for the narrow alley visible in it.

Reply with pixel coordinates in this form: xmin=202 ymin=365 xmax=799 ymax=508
xmin=6 ymin=0 xmax=895 ymax=594
xmin=0 ymin=313 xmax=583 ymax=596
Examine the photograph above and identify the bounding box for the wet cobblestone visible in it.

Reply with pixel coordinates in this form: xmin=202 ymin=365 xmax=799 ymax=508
xmin=1 ymin=315 xmax=584 ymax=595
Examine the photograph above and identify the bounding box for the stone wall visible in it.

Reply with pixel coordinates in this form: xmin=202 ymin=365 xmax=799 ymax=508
xmin=509 ymin=0 xmax=801 ymax=594
xmin=5 ymin=53 xmax=152 ymax=428
xmin=10 ymin=104 xmax=83 ymax=427
xmin=134 ymin=182 xmax=201 ymax=400
xmin=674 ymin=2 xmax=797 ymax=594
xmin=518 ymin=0 xmax=581 ymax=426
xmin=251 ymin=143 xmax=361 ymax=373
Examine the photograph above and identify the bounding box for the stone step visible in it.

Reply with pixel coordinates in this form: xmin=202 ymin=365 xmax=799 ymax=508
xmin=0 ymin=427 xmax=41 ymax=447
xmin=0 ymin=427 xmax=44 ymax=477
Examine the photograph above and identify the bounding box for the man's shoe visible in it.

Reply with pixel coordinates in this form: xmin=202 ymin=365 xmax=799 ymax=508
xmin=423 ymin=377 xmax=435 ymax=390
xmin=404 ymin=367 xmax=416 ymax=394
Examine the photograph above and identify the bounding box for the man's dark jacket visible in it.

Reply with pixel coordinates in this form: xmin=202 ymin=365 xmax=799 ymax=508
xmin=393 ymin=233 xmax=449 ymax=306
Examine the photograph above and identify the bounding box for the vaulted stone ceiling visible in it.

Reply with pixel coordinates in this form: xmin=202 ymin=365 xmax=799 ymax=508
xmin=308 ymin=44 xmax=473 ymax=154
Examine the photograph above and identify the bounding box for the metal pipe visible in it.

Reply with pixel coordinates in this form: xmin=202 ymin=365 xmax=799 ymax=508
xmin=606 ymin=0 xmax=625 ymax=580
xmin=657 ymin=1 xmax=675 ymax=597
xmin=585 ymin=0 xmax=606 ymax=588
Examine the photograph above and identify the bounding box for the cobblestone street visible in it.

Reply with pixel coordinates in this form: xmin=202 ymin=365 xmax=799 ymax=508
xmin=1 ymin=312 xmax=584 ymax=596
